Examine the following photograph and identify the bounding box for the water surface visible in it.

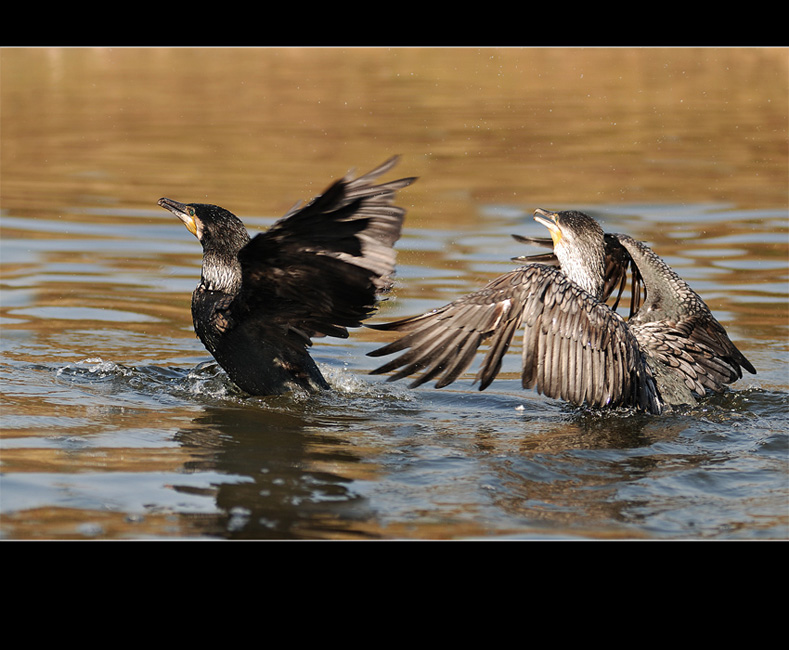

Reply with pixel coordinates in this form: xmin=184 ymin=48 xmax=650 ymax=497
xmin=1 ymin=48 xmax=787 ymax=540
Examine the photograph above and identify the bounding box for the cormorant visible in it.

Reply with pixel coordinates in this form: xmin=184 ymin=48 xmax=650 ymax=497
xmin=159 ymin=156 xmax=416 ymax=396
xmin=367 ymin=208 xmax=755 ymax=414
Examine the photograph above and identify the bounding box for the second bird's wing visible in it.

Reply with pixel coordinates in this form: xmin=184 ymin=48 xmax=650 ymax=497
xmin=614 ymin=233 xmax=756 ymax=393
xmin=368 ymin=264 xmax=662 ymax=412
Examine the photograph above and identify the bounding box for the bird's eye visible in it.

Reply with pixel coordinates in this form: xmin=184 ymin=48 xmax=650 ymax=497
xmin=187 ymin=207 xmax=196 ymax=217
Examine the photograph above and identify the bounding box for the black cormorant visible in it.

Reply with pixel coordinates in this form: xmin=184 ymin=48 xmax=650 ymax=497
xmin=159 ymin=156 xmax=415 ymax=396
xmin=367 ymin=208 xmax=755 ymax=414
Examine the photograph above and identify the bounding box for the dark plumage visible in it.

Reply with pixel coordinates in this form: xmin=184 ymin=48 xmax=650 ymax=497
xmin=368 ymin=208 xmax=755 ymax=414
xmin=159 ymin=156 xmax=416 ymax=395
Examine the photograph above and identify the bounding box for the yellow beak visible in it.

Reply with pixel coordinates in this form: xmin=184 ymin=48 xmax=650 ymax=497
xmin=158 ymin=198 xmax=199 ymax=238
xmin=533 ymin=208 xmax=562 ymax=247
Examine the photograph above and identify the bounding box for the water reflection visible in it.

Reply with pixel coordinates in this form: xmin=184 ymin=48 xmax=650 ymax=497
xmin=172 ymin=405 xmax=378 ymax=539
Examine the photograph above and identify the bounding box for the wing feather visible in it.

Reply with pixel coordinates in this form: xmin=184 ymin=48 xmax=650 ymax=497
xmin=369 ymin=264 xmax=662 ymax=412
xmin=234 ymin=157 xmax=415 ymax=344
xmin=615 ymin=233 xmax=756 ymax=394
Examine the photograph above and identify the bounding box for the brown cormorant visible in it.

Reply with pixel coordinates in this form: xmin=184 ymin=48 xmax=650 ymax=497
xmin=159 ymin=156 xmax=415 ymax=396
xmin=367 ymin=208 xmax=755 ymax=414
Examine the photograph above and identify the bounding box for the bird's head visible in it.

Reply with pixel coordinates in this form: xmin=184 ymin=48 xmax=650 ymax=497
xmin=159 ymin=198 xmax=251 ymax=292
xmin=158 ymin=198 xmax=251 ymax=254
xmin=533 ymin=208 xmax=606 ymax=297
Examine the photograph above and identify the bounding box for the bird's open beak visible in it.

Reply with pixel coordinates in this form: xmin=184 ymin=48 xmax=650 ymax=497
xmin=533 ymin=208 xmax=562 ymax=247
xmin=158 ymin=198 xmax=199 ymax=238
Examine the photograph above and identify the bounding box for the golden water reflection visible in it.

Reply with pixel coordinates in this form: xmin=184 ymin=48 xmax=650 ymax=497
xmin=2 ymin=47 xmax=786 ymax=223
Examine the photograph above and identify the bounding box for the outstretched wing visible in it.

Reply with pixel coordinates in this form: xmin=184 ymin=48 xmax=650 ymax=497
xmin=368 ymin=264 xmax=662 ymax=412
xmin=234 ymin=156 xmax=416 ymax=342
xmin=614 ymin=233 xmax=756 ymax=393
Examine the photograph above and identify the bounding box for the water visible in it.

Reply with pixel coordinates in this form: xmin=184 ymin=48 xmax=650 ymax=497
xmin=1 ymin=48 xmax=787 ymax=540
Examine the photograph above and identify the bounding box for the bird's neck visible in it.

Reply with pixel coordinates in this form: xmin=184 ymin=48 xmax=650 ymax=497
xmin=200 ymin=249 xmax=243 ymax=294
xmin=557 ymin=244 xmax=606 ymax=298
